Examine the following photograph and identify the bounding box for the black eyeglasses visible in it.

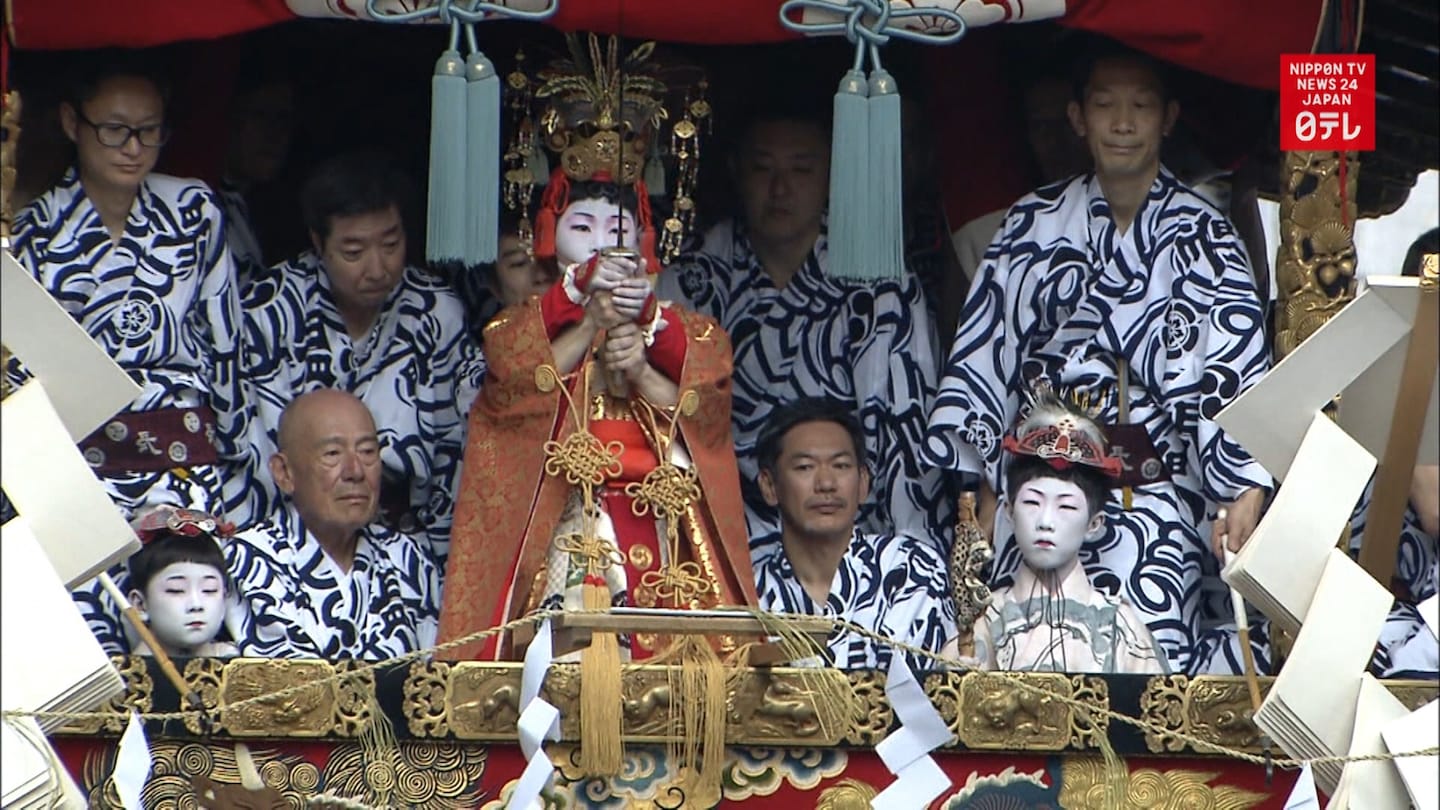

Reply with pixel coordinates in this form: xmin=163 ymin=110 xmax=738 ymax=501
xmin=76 ymin=111 xmax=171 ymax=149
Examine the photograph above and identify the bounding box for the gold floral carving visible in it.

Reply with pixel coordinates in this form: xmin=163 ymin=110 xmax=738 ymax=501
xmin=1140 ymin=675 xmax=1290 ymax=755
xmin=844 ymin=670 xmax=893 ymax=746
xmin=958 ymin=672 xmax=1072 ymax=750
xmin=1275 ymin=150 xmax=1360 ymax=359
xmin=1060 ymin=755 xmax=1269 ymax=809
xmin=815 ymin=777 xmax=879 ymax=809
xmin=1067 ymin=675 xmax=1110 ymax=750
xmin=1139 ymin=674 xmax=1190 ymax=753
xmin=63 ymin=655 xmax=154 ymax=735
xmin=183 ymin=658 xmax=227 ymax=736
xmin=403 ymin=660 xmax=451 ymax=737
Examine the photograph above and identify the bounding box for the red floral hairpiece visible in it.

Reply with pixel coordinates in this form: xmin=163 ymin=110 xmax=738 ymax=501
xmin=130 ymin=506 xmax=235 ymax=546
xmin=1002 ymin=414 xmax=1124 ymax=478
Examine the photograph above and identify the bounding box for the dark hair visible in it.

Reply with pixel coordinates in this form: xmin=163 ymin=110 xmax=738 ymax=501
xmin=566 ymin=179 xmax=641 ymax=215
xmin=300 ymin=150 xmax=415 ymax=243
xmin=756 ymin=397 xmax=866 ymax=474
xmin=1004 ymin=455 xmax=1111 ymax=517
xmin=66 ymin=50 xmax=173 ymax=113
xmin=732 ymin=97 xmax=833 ymax=154
xmin=127 ymin=532 xmax=229 ymax=596
xmin=1401 ymin=228 xmax=1439 ymax=277
xmin=1071 ymin=39 xmax=1172 ymax=104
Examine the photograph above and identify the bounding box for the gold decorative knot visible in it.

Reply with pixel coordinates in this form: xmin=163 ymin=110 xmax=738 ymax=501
xmin=638 ymin=561 xmax=711 ymax=606
xmin=543 ymin=431 xmax=622 ymax=487
xmin=626 ymin=464 xmax=701 ymax=522
xmin=555 ymin=532 xmax=621 ymax=572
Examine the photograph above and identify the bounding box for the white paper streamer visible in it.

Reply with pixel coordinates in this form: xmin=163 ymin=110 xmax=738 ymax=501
xmin=1283 ymin=763 xmax=1319 ymax=810
xmin=871 ymin=655 xmax=952 ymax=809
xmin=114 ymin=711 xmax=152 ymax=810
xmin=509 ymin=618 xmax=561 ymax=809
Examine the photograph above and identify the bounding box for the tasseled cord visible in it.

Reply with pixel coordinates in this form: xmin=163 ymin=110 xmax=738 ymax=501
xmin=426 ymin=24 xmax=468 ymax=266
xmin=464 ymin=24 xmax=500 ymax=267
xmin=578 ymin=572 xmax=624 ymax=776
xmin=827 ymin=54 xmax=906 ymax=282
xmin=866 ymin=68 xmax=905 ymax=281
xmin=827 ymin=68 xmax=870 ymax=281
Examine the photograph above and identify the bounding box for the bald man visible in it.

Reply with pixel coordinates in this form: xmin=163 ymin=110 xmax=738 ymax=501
xmin=225 ymin=389 xmax=441 ymax=659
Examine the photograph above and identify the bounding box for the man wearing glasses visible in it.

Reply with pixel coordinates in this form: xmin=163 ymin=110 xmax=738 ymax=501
xmin=5 ymin=54 xmax=244 ymax=653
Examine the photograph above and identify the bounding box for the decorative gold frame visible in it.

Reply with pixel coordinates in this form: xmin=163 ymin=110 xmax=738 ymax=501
xmin=63 ymin=658 xmax=1438 ymax=757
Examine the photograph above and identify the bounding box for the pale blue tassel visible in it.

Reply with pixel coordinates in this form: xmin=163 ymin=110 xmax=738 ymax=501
xmin=865 ymin=69 xmax=905 ymax=281
xmin=465 ymin=50 xmax=501 ymax=266
xmin=828 ymin=69 xmax=870 ymax=281
xmin=530 ymin=145 xmax=550 ymax=187
xmin=426 ymin=47 xmax=468 ymax=265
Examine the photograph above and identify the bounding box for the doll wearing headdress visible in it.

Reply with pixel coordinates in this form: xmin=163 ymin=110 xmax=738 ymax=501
xmin=125 ymin=506 xmax=240 ymax=659
xmin=971 ymin=393 xmax=1168 ymax=674
xmin=438 ymin=36 xmax=756 ymax=661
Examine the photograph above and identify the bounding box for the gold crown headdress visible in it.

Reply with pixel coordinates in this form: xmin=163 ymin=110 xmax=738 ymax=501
xmin=504 ymin=33 xmax=710 ymax=268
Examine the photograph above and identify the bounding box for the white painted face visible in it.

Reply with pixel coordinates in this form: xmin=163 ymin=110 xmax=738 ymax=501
xmin=138 ymin=562 xmax=226 ymax=654
xmin=1010 ymin=476 xmax=1101 ymax=573
xmin=554 ymin=197 xmax=637 ymax=267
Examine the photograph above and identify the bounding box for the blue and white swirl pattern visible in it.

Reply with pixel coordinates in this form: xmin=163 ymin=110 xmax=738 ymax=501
xmin=658 ymin=220 xmax=950 ymax=551
xmin=219 ymin=251 xmax=485 ymax=569
xmin=225 ymin=504 xmax=441 ymax=659
xmin=752 ymin=529 xmax=957 ymax=672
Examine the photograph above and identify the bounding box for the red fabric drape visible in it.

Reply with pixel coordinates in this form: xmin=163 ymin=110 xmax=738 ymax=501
xmin=8 ymin=0 xmax=1323 ymax=93
xmin=1058 ymin=0 xmax=1322 ymax=90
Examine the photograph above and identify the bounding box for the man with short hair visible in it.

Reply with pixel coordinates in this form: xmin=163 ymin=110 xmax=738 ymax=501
xmin=220 ymin=151 xmax=484 ymax=568
xmin=925 ymin=42 xmax=1271 ymax=675
xmin=751 ymin=397 xmax=957 ymax=671
xmin=659 ymin=107 xmax=948 ymax=550
xmin=226 ymin=389 xmax=440 ymax=659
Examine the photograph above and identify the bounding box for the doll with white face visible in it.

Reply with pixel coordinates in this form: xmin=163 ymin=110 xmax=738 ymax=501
xmin=125 ymin=508 xmax=239 ymax=658
xmin=551 ymin=185 xmax=652 ymax=331
xmin=969 ymin=394 xmax=1168 ymax=674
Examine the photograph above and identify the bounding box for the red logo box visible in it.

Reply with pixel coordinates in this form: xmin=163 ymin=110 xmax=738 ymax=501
xmin=1279 ymin=54 xmax=1376 ymax=151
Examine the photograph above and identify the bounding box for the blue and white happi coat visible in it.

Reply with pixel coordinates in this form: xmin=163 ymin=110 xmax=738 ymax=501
xmin=923 ymin=168 xmax=1272 ymax=675
xmin=7 ymin=168 xmax=241 ymax=516
xmin=753 ymin=529 xmax=956 ymax=672
xmin=225 ymin=504 xmax=441 ymax=659
xmin=8 ymin=169 xmax=243 ymax=655
xmin=220 ymin=251 xmax=485 ymax=568
xmin=659 ymin=219 xmax=950 ymax=549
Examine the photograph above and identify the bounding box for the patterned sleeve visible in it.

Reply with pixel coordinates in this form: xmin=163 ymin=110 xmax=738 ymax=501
xmin=850 ymin=276 xmax=950 ymax=543
xmin=1179 ymin=216 xmax=1272 ymax=503
xmin=3 ymin=205 xmax=43 ymax=392
xmin=216 ymin=267 xmax=296 ymax=528
xmin=924 ymin=210 xmax=1022 ymax=489
xmin=72 ymin=565 xmax=132 ymax=655
xmin=189 ymin=184 xmax=242 ymax=441
xmin=408 ymin=288 xmax=486 ymax=569
xmin=881 ymin=536 xmax=958 ymax=669
xmin=225 ymin=537 xmax=323 ymax=658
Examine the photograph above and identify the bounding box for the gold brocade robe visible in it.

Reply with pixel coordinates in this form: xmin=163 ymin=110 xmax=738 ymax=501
xmin=437 ymin=299 xmax=758 ymax=660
